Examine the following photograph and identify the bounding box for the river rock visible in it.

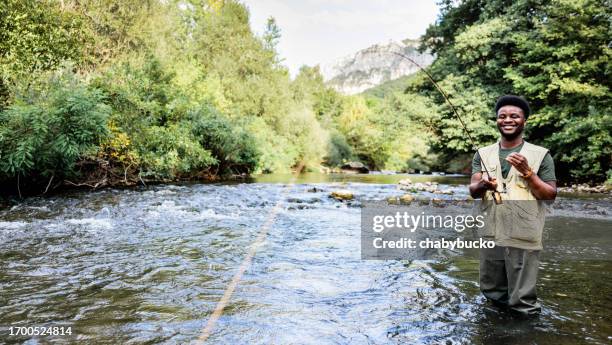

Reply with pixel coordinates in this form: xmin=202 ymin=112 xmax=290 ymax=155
xmin=398 ymin=181 xmax=438 ymax=193
xmin=387 ymin=197 xmax=400 ymax=205
xmin=341 ymin=162 xmax=369 ymax=173
xmin=431 ymin=198 xmax=445 ymax=207
xmin=434 ymin=189 xmax=454 ymax=195
xmin=330 ymin=190 xmax=354 ymax=201
xmin=559 ymin=183 xmax=611 ymax=194
xmin=399 ymin=194 xmax=414 ymax=205
xmin=398 ymin=178 xmax=412 ymax=186
xmin=288 ymin=204 xmax=313 ymax=210
xmin=416 ymin=197 xmax=430 ymax=205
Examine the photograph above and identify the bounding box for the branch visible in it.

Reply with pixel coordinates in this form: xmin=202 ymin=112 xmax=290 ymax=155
xmin=43 ymin=174 xmax=55 ymax=194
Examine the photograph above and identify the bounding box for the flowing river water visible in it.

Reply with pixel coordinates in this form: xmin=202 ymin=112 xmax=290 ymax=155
xmin=0 ymin=173 xmax=610 ymax=344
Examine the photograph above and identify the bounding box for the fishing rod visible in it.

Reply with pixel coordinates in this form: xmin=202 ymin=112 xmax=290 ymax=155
xmin=388 ymin=48 xmax=503 ymax=204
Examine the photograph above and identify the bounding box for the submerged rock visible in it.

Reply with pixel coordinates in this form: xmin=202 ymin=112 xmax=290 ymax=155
xmin=398 ymin=181 xmax=438 ymax=193
xmin=387 ymin=196 xmax=400 ymax=205
xmin=416 ymin=196 xmax=430 ymax=205
xmin=397 ymin=179 xmax=456 ymax=195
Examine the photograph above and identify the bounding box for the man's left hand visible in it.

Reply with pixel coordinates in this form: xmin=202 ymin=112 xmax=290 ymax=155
xmin=506 ymin=152 xmax=531 ymax=176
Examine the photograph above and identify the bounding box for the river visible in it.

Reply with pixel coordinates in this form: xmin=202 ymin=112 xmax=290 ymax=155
xmin=0 ymin=173 xmax=610 ymax=344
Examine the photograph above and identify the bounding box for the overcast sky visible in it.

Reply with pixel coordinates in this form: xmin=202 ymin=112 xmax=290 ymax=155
xmin=242 ymin=0 xmax=440 ymax=76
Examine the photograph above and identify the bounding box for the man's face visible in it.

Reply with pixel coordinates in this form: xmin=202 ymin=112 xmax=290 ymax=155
xmin=496 ymin=105 xmax=526 ymax=139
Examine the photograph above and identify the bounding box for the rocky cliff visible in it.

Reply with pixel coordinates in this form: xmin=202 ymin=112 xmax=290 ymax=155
xmin=320 ymin=39 xmax=434 ymax=95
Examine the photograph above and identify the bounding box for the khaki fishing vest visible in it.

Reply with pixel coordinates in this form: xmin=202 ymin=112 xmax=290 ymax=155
xmin=476 ymin=140 xmax=549 ymax=250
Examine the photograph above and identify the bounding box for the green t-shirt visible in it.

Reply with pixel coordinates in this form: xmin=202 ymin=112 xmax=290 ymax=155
xmin=471 ymin=142 xmax=556 ymax=181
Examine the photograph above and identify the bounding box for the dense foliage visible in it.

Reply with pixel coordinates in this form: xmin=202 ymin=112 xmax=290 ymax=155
xmin=0 ymin=0 xmax=608 ymax=195
xmin=0 ymin=0 xmax=344 ymax=194
xmin=0 ymin=74 xmax=109 ymax=185
xmin=413 ymin=0 xmax=611 ymax=182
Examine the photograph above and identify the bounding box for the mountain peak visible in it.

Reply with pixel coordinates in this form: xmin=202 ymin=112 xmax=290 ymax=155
xmin=319 ymin=39 xmax=433 ymax=95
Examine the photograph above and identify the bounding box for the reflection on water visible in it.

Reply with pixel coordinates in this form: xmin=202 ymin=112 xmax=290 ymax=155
xmin=0 ymin=173 xmax=610 ymax=344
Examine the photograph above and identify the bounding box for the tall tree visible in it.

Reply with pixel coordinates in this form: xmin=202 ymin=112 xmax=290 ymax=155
xmin=0 ymin=0 xmax=87 ymax=107
xmin=417 ymin=0 xmax=611 ymax=182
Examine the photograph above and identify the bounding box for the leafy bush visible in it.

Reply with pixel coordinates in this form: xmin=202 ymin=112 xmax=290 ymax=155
xmin=0 ymin=0 xmax=89 ymax=106
xmin=138 ymin=124 xmax=215 ymax=179
xmin=248 ymin=117 xmax=298 ymax=173
xmin=97 ymin=121 xmax=140 ymax=174
xmin=95 ymin=56 xmax=259 ymax=177
xmin=91 ymin=55 xmax=177 ymax=133
xmin=188 ymin=106 xmax=260 ymax=174
xmin=325 ymin=130 xmax=354 ymax=167
xmin=278 ymin=106 xmax=329 ymax=169
xmin=545 ymin=107 xmax=611 ymax=182
xmin=0 ymin=82 xmax=109 ymax=181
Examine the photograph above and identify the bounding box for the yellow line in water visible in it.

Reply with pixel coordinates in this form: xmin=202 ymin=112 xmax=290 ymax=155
xmin=196 ymin=163 xmax=304 ymax=344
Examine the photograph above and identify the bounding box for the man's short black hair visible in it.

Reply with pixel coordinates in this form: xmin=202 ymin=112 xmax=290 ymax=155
xmin=495 ymin=95 xmax=531 ymax=119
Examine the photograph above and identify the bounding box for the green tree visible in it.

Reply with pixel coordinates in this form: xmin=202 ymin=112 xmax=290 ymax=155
xmin=263 ymin=17 xmax=281 ymax=51
xmin=418 ymin=0 xmax=611 ymax=182
xmin=0 ymin=0 xmax=88 ymax=107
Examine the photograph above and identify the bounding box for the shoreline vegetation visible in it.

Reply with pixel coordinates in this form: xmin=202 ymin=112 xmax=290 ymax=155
xmin=0 ymin=0 xmax=610 ymax=198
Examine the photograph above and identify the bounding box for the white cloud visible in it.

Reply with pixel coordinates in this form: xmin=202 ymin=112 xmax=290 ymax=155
xmin=242 ymin=0 xmax=439 ymax=76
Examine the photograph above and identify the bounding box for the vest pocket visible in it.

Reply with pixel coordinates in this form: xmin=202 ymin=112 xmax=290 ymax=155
xmin=508 ymin=201 xmax=542 ymax=243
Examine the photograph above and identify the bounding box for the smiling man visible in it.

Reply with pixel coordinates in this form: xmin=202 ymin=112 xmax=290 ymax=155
xmin=468 ymin=95 xmax=557 ymax=315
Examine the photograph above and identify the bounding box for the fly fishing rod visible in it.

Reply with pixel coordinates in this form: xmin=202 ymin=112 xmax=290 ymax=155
xmin=388 ymin=48 xmax=503 ymax=204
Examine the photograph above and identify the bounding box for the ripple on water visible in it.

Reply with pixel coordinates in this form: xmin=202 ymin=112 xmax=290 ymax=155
xmin=0 ymin=220 xmax=28 ymax=230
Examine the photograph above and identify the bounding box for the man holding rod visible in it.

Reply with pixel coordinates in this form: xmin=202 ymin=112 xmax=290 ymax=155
xmin=469 ymin=95 xmax=557 ymax=315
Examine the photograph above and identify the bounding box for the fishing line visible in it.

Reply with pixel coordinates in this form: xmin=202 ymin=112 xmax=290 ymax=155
xmin=196 ymin=162 xmax=305 ymax=343
xmin=388 ymin=46 xmax=502 ymax=203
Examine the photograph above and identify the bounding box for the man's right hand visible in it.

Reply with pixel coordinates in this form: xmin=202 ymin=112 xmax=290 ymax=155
xmin=479 ymin=176 xmax=498 ymax=191
xmin=469 ymin=172 xmax=498 ymax=199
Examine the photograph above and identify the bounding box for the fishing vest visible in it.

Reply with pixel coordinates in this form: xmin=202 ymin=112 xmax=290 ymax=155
xmin=476 ymin=140 xmax=549 ymax=250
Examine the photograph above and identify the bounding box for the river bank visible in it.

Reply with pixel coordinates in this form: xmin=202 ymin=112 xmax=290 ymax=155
xmin=2 ymin=169 xmax=610 ymax=207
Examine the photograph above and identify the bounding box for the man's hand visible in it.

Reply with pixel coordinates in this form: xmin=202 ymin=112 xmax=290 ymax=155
xmin=505 ymin=153 xmax=557 ymax=200
xmin=469 ymin=172 xmax=498 ymax=199
xmin=480 ymin=175 xmax=498 ymax=191
xmin=506 ymin=152 xmax=531 ymax=176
